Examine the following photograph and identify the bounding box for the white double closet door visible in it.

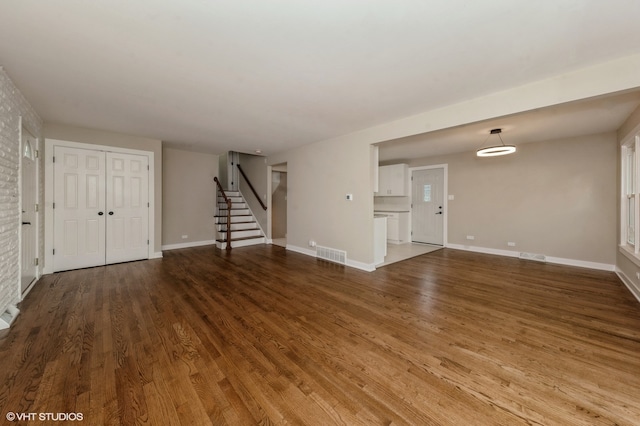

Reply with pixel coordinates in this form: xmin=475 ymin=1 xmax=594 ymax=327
xmin=54 ymin=146 xmax=149 ymax=272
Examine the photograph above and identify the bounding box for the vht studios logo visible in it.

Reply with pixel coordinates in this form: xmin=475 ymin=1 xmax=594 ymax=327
xmin=6 ymin=412 xmax=84 ymax=422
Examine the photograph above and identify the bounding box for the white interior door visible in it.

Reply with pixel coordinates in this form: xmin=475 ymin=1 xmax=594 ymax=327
xmin=411 ymin=168 xmax=444 ymax=245
xmin=20 ymin=127 xmax=38 ymax=293
xmin=54 ymin=146 xmax=106 ymax=271
xmin=105 ymin=152 xmax=149 ymax=264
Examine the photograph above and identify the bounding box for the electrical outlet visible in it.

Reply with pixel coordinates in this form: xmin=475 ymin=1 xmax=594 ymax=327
xmin=508 ymin=242 xmax=516 ymax=247
xmin=466 ymin=235 xmax=475 ymax=240
xmin=181 ymin=235 xmax=188 ymax=239
xmin=346 ymin=194 xmax=353 ymax=201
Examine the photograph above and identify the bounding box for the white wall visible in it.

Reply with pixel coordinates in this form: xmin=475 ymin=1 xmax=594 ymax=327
xmin=0 ymin=68 xmax=42 ymax=316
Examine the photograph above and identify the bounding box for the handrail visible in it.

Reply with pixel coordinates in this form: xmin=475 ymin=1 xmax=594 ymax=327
xmin=214 ymin=177 xmax=232 ymax=250
xmin=237 ymin=164 xmax=267 ymax=211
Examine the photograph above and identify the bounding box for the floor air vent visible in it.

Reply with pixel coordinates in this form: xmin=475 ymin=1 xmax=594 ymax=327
xmin=519 ymin=252 xmax=547 ymax=262
xmin=316 ymin=246 xmax=347 ymax=265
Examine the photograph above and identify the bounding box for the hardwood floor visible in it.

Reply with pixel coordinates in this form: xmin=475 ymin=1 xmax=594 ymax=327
xmin=1 ymin=245 xmax=640 ymax=425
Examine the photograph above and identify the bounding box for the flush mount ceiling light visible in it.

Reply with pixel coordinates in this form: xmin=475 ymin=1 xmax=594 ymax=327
xmin=476 ymin=128 xmax=516 ymax=157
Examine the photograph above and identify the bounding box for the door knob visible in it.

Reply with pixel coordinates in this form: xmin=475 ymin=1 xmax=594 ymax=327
xmin=108 ymin=211 xmax=114 ymax=215
xmin=435 ymin=211 xmax=443 ymax=215
xmin=98 ymin=211 xmax=104 ymax=215
xmin=21 ymin=221 xmax=31 ymax=225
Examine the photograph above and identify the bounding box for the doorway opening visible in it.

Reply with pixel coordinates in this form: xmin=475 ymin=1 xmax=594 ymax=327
xmin=271 ymin=163 xmax=287 ymax=248
xmin=20 ymin=125 xmax=38 ymax=295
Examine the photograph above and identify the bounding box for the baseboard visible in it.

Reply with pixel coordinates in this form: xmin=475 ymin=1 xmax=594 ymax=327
xmin=286 ymin=244 xmax=316 ymax=257
xmin=150 ymin=251 xmax=164 ymax=259
xmin=447 ymin=243 xmax=615 ymax=272
xmin=615 ymin=268 xmax=640 ymax=303
xmin=161 ymin=240 xmax=216 ymax=251
xmin=21 ymin=276 xmax=39 ymax=300
xmin=347 ymin=259 xmax=376 ymax=272
xmin=286 ymin=244 xmax=375 ymax=272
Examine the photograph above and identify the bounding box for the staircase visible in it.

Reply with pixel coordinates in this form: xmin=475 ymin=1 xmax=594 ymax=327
xmin=215 ymin=190 xmax=265 ymax=249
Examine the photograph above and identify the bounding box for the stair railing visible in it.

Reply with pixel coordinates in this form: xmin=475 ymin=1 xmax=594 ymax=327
xmin=214 ymin=177 xmax=232 ymax=250
xmin=237 ymin=164 xmax=267 ymax=211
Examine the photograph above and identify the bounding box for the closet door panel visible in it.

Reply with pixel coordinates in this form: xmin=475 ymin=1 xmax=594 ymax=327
xmin=53 ymin=147 xmax=106 ymax=271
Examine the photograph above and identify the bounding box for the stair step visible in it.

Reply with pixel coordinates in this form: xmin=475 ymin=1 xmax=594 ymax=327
xmin=215 ymin=215 xmax=253 ymax=224
xmin=215 ymin=190 xmax=264 ymax=250
xmin=218 ymin=229 xmax=262 ymax=239
xmin=218 ymin=208 xmax=251 ymax=216
xmin=218 ymin=201 xmax=246 ymax=208
xmin=216 ymin=236 xmax=265 ymax=249
xmin=217 ymin=222 xmax=259 ymax=231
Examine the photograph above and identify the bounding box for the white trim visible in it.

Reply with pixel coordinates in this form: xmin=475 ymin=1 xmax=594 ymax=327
xmin=447 ymin=243 xmax=615 ymax=271
xmin=150 ymin=251 xmax=163 ymax=259
xmin=43 ymin=138 xmax=156 ymax=273
xmin=408 ymin=164 xmax=448 ymax=246
xmin=286 ymin=244 xmax=316 ymax=257
xmin=20 ymin=277 xmax=38 ymax=300
xmin=18 ymin=119 xmax=41 ymax=298
xmin=615 ymin=267 xmax=640 ymax=304
xmin=0 ymin=304 xmax=20 ymax=330
xmin=619 ymin=245 xmax=640 ymax=268
xmin=347 ymin=259 xmax=376 ymax=272
xmin=161 ymin=240 xmax=216 ymax=251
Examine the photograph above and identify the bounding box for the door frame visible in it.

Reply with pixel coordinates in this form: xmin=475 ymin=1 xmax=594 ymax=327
xmin=18 ymin=119 xmax=40 ymax=298
xmin=408 ymin=164 xmax=448 ymax=246
xmin=267 ymin=162 xmax=288 ymax=245
xmin=43 ymin=139 xmax=156 ymax=274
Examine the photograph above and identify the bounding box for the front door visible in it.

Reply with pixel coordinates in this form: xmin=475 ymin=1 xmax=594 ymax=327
xmin=21 ymin=127 xmax=38 ymax=293
xmin=411 ymin=168 xmax=444 ymax=245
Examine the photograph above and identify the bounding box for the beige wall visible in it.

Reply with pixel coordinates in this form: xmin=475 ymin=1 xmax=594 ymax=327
xmin=269 ymin=137 xmax=375 ymax=267
xmin=238 ymin=153 xmax=268 ymax=231
xmin=43 ymin=123 xmax=163 ymax=253
xmin=162 ymin=148 xmax=218 ymax=246
xmin=404 ymin=133 xmax=617 ymax=265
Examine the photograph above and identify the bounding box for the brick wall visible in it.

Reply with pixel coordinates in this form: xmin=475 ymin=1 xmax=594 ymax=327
xmin=0 ymin=67 xmax=42 ymax=316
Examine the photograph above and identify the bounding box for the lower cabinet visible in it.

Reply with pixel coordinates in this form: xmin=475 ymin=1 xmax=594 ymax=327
xmin=381 ymin=212 xmax=409 ymax=244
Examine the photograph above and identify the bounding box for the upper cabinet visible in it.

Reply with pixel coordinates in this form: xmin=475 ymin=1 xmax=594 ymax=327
xmin=377 ymin=164 xmax=408 ymax=196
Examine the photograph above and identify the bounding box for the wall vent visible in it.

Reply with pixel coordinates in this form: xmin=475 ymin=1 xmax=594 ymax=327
xmin=316 ymin=245 xmax=347 ymax=265
xmin=519 ymin=252 xmax=547 ymax=262
xmin=0 ymin=304 xmax=20 ymax=330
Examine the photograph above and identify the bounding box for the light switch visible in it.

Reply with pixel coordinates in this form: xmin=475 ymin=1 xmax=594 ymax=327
xmin=346 ymin=194 xmax=353 ymax=201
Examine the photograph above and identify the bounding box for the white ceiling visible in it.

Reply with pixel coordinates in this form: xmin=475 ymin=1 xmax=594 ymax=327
xmin=1 ymin=1 xmax=640 ymax=156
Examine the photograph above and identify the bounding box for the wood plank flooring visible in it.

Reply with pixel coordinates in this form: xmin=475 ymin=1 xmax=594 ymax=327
xmin=1 ymin=245 xmax=640 ymax=425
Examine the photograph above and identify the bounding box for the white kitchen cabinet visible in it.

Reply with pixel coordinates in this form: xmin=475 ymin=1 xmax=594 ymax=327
xmin=375 ymin=211 xmax=409 ymax=244
xmin=373 ymin=216 xmax=387 ymax=265
xmin=377 ymin=164 xmax=408 ymax=196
